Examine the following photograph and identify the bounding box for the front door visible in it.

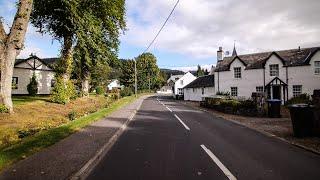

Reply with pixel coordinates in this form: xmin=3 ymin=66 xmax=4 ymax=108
xmin=272 ymin=86 xmax=281 ymax=100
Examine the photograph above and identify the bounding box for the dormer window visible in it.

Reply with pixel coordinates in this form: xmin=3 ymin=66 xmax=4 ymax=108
xmin=269 ymin=64 xmax=279 ymax=76
xmin=315 ymin=61 xmax=320 ymax=75
xmin=234 ymin=67 xmax=241 ymax=78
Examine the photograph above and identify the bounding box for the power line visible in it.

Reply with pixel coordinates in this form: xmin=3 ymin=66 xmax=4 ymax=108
xmin=143 ymin=0 xmax=180 ymax=54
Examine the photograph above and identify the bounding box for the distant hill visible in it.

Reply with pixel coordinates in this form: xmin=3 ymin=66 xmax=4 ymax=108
xmin=160 ymin=69 xmax=185 ymax=81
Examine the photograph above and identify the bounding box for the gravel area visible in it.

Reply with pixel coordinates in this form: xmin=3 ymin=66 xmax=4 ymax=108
xmin=179 ymin=100 xmax=320 ymax=154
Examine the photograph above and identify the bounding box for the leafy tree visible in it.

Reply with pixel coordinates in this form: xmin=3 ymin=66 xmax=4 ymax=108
xmin=0 ymin=0 xmax=34 ymax=112
xmin=136 ymin=53 xmax=162 ymax=90
xmin=32 ymin=0 xmax=126 ymax=100
xmin=27 ymin=73 xmax=38 ymax=96
xmin=196 ymin=65 xmax=205 ymax=77
xmin=119 ymin=59 xmax=135 ymax=89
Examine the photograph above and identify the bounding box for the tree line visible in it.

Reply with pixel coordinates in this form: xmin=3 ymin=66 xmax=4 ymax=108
xmin=0 ymin=0 xmax=164 ymax=113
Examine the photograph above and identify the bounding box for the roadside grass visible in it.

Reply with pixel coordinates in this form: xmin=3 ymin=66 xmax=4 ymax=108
xmin=0 ymin=95 xmax=140 ymax=171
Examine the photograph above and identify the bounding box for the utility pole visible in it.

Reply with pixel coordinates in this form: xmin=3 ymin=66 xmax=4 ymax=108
xmin=134 ymin=59 xmax=137 ymax=97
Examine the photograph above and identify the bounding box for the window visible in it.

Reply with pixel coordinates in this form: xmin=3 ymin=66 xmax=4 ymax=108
xmin=178 ymin=88 xmax=183 ymax=95
xmin=315 ymin=61 xmax=320 ymax=75
xmin=293 ymin=85 xmax=302 ymax=97
xmin=51 ymin=79 xmax=56 ymax=87
xmin=269 ymin=64 xmax=279 ymax=76
xmin=234 ymin=67 xmax=241 ymax=78
xmin=231 ymin=87 xmax=238 ymax=97
xmin=202 ymin=88 xmax=204 ymax=95
xmin=256 ymin=86 xmax=264 ymax=93
xmin=12 ymin=77 xmax=18 ymax=89
xmin=193 ymin=88 xmax=195 ymax=93
xmin=180 ymin=80 xmax=183 ymax=85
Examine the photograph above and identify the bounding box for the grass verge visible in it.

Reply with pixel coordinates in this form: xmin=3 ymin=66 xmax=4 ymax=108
xmin=0 ymin=95 xmax=140 ymax=171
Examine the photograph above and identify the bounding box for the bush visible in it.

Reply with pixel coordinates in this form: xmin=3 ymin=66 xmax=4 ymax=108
xmin=216 ymin=91 xmax=230 ymax=96
xmin=286 ymin=93 xmax=311 ymax=106
xmin=68 ymin=110 xmax=78 ymax=121
xmin=17 ymin=128 xmax=41 ymax=139
xmin=220 ymin=100 xmax=241 ymax=112
xmin=0 ymin=128 xmax=19 ymax=147
xmin=27 ymin=73 xmax=38 ymax=96
xmin=96 ymin=86 xmax=105 ymax=95
xmin=108 ymin=93 xmax=120 ymax=101
xmin=51 ymin=77 xmax=77 ymax=104
xmin=239 ymin=100 xmax=257 ymax=109
xmin=120 ymin=87 xmax=133 ymax=97
xmin=0 ymin=105 xmax=9 ymax=113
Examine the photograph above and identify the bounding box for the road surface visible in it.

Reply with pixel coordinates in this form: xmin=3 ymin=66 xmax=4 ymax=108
xmin=87 ymin=96 xmax=320 ymax=180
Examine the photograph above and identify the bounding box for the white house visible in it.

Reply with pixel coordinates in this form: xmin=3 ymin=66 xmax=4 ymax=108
xmin=107 ymin=79 xmax=123 ymax=91
xmin=173 ymin=72 xmax=196 ymax=99
xmin=12 ymin=55 xmax=57 ymax=95
xmin=184 ymin=75 xmax=215 ymax=101
xmin=214 ymin=46 xmax=320 ymax=104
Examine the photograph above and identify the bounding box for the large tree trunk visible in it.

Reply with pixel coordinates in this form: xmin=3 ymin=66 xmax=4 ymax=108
xmin=0 ymin=0 xmax=33 ymax=113
xmin=59 ymin=35 xmax=73 ymax=83
xmin=81 ymin=73 xmax=90 ymax=97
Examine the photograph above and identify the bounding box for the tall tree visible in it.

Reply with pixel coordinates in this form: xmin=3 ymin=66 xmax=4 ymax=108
xmin=33 ymin=0 xmax=126 ymax=97
xmin=196 ymin=65 xmax=205 ymax=77
xmin=119 ymin=59 xmax=135 ymax=89
xmin=136 ymin=53 xmax=161 ymax=90
xmin=0 ymin=0 xmax=34 ymax=112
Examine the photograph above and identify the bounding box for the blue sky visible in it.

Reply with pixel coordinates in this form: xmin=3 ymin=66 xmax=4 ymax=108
xmin=1 ymin=0 xmax=319 ymax=71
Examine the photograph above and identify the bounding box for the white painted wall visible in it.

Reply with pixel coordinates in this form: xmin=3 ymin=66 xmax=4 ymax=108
xmin=107 ymin=80 xmax=121 ymax=91
xmin=173 ymin=72 xmax=196 ymax=97
xmin=215 ymin=52 xmax=320 ymax=101
xmin=287 ymin=51 xmax=320 ymax=97
xmin=216 ymin=58 xmax=264 ymax=98
xmin=12 ymin=68 xmax=55 ymax=95
xmin=184 ymin=87 xmax=215 ymax=101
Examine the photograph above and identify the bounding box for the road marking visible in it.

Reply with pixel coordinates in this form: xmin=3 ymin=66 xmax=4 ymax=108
xmin=200 ymin=145 xmax=237 ymax=180
xmin=166 ymin=106 xmax=172 ymax=112
xmin=174 ymin=114 xmax=190 ymax=131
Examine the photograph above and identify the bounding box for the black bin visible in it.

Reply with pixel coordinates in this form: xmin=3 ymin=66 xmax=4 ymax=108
xmin=288 ymin=104 xmax=315 ymax=138
xmin=267 ymin=99 xmax=282 ymax=118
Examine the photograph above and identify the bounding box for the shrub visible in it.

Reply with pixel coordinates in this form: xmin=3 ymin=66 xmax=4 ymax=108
xmin=96 ymin=86 xmax=105 ymax=95
xmin=239 ymin=99 xmax=257 ymax=109
xmin=286 ymin=93 xmax=311 ymax=106
xmin=51 ymin=78 xmax=77 ymax=104
xmin=109 ymin=93 xmax=120 ymax=101
xmin=68 ymin=110 xmax=78 ymax=121
xmin=216 ymin=91 xmax=230 ymax=96
xmin=120 ymin=87 xmax=133 ymax=97
xmin=0 ymin=105 xmax=9 ymax=113
xmin=27 ymin=73 xmax=38 ymax=96
xmin=220 ymin=100 xmax=241 ymax=112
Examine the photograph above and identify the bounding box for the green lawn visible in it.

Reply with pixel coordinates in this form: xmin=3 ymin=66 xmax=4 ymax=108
xmin=0 ymin=95 xmax=141 ymax=171
xmin=12 ymin=96 xmax=50 ymax=106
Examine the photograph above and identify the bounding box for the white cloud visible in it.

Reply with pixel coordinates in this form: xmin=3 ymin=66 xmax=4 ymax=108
xmin=18 ymin=46 xmax=46 ymax=59
xmin=173 ymin=64 xmax=215 ymax=72
xmin=123 ymin=0 xmax=320 ymax=61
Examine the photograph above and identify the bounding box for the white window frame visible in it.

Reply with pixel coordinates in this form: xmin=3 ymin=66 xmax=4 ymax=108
xmin=231 ymin=87 xmax=238 ymax=97
xmin=234 ymin=67 xmax=241 ymax=79
xmin=269 ymin=64 xmax=279 ymax=76
xmin=12 ymin=77 xmax=18 ymax=89
xmin=315 ymin=61 xmax=320 ymax=75
xmin=178 ymin=88 xmax=183 ymax=95
xmin=256 ymin=86 xmax=264 ymax=93
xmin=292 ymin=85 xmax=302 ymax=97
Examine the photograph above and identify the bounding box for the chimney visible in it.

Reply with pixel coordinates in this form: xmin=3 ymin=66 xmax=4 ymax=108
xmin=217 ymin=47 xmax=224 ymax=62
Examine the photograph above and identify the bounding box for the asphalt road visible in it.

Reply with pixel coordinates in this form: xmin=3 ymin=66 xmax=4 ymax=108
xmin=87 ymin=95 xmax=320 ymax=180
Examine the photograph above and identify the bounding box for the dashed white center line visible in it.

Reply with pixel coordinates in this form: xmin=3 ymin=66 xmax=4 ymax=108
xmin=174 ymin=114 xmax=190 ymax=131
xmin=166 ymin=106 xmax=172 ymax=112
xmin=200 ymin=145 xmax=237 ymax=180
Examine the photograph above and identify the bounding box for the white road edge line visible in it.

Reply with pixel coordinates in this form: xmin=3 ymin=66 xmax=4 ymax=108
xmin=166 ymin=106 xmax=172 ymax=112
xmin=174 ymin=114 xmax=190 ymax=131
xmin=200 ymin=145 xmax=237 ymax=180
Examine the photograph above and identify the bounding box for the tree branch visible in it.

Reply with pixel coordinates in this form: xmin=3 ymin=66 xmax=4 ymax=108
xmin=7 ymin=0 xmax=33 ymax=53
xmin=0 ymin=18 xmax=7 ymax=43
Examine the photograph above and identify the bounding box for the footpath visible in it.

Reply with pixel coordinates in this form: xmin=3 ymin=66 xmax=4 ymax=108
xmin=0 ymin=96 xmax=148 ymax=180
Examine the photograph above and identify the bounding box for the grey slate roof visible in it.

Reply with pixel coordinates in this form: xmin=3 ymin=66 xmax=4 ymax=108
xmin=184 ymin=75 xmax=214 ymax=89
xmin=15 ymin=56 xmax=59 ymax=69
xmin=215 ymin=46 xmax=320 ymax=72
